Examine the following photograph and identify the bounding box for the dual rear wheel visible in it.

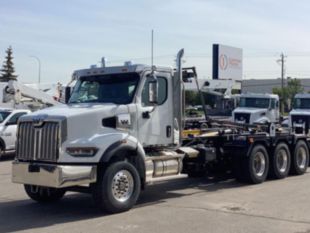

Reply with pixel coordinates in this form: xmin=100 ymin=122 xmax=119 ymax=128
xmin=237 ymin=140 xmax=309 ymax=184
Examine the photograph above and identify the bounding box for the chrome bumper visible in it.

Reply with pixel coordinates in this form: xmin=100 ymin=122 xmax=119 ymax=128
xmin=12 ymin=161 xmax=97 ymax=188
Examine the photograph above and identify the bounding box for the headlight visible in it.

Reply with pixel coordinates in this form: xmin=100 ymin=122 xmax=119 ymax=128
xmin=66 ymin=147 xmax=98 ymax=157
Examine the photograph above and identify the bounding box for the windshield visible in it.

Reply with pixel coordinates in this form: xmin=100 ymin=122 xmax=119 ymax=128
xmin=239 ymin=97 xmax=270 ymax=108
xmin=0 ymin=111 xmax=11 ymax=123
xmin=69 ymin=73 xmax=140 ymax=104
xmin=293 ymin=98 xmax=310 ymax=109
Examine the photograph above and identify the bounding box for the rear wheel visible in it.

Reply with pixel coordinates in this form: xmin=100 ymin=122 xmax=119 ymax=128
xmin=244 ymin=145 xmax=269 ymax=184
xmin=269 ymin=143 xmax=291 ymax=179
xmin=92 ymin=161 xmax=141 ymax=214
xmin=290 ymin=140 xmax=309 ymax=175
xmin=24 ymin=185 xmax=66 ymax=202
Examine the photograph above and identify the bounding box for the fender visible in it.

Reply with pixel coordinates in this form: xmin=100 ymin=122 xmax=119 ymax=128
xmin=246 ymin=140 xmax=270 ymax=157
xmin=99 ymin=140 xmax=146 ymax=181
xmin=253 ymin=116 xmax=270 ymax=124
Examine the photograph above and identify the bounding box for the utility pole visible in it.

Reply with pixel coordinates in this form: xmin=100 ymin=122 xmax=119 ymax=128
xmin=277 ymin=53 xmax=286 ymax=114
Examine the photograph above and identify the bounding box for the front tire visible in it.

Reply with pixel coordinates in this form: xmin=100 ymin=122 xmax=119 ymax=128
xmin=0 ymin=147 xmax=3 ymax=160
xmin=290 ymin=140 xmax=309 ymax=175
xmin=92 ymin=161 xmax=141 ymax=214
xmin=24 ymin=185 xmax=66 ymax=202
xmin=269 ymin=143 xmax=291 ymax=179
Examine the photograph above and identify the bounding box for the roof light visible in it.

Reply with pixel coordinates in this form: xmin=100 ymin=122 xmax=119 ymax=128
xmin=101 ymin=57 xmax=106 ymax=67
xmin=124 ymin=61 xmax=133 ymax=66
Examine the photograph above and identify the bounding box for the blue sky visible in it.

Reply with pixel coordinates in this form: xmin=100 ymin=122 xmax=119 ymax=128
xmin=1 ymin=0 xmax=310 ymax=84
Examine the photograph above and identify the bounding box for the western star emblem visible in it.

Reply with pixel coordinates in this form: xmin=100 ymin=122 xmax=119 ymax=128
xmin=32 ymin=114 xmax=48 ymax=127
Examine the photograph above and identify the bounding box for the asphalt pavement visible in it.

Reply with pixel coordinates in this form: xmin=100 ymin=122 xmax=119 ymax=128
xmin=1 ymin=158 xmax=310 ymax=233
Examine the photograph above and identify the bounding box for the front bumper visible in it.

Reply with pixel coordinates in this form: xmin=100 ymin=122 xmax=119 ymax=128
xmin=12 ymin=161 xmax=97 ymax=188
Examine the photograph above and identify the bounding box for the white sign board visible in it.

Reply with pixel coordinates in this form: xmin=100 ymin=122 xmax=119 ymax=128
xmin=212 ymin=44 xmax=243 ymax=81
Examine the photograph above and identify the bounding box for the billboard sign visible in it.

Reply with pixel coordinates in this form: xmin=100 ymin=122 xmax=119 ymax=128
xmin=212 ymin=44 xmax=243 ymax=81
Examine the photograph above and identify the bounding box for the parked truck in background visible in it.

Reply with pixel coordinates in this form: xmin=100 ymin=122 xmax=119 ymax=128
xmin=232 ymin=93 xmax=280 ymax=124
xmin=289 ymin=94 xmax=310 ymax=135
xmin=12 ymin=49 xmax=310 ymax=214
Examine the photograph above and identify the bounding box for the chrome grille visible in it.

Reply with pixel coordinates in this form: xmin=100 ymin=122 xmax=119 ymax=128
xmin=17 ymin=121 xmax=60 ymax=161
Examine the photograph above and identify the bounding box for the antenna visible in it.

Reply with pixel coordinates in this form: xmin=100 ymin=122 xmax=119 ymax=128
xmin=151 ymin=29 xmax=154 ymax=71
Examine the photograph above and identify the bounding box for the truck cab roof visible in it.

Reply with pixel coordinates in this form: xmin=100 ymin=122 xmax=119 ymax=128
xmin=294 ymin=93 xmax=310 ymax=99
xmin=240 ymin=93 xmax=279 ymax=100
xmin=72 ymin=64 xmax=173 ymax=80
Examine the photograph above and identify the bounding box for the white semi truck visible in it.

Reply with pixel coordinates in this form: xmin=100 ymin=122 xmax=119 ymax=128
xmin=289 ymin=94 xmax=310 ymax=135
xmin=232 ymin=93 xmax=280 ymax=124
xmin=12 ymin=49 xmax=310 ymax=214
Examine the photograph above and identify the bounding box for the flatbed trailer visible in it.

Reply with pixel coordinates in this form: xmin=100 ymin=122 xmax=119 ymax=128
xmin=181 ymin=120 xmax=309 ymax=184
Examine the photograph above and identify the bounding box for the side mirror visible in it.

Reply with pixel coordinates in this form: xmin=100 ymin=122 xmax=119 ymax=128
xmin=148 ymin=80 xmax=158 ymax=104
xmin=64 ymin=86 xmax=71 ymax=104
xmin=5 ymin=121 xmax=16 ymax=126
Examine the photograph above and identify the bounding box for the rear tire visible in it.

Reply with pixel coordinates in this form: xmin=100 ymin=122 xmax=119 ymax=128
xmin=269 ymin=143 xmax=291 ymax=179
xmin=24 ymin=185 xmax=66 ymax=202
xmin=92 ymin=161 xmax=141 ymax=214
xmin=244 ymin=145 xmax=269 ymax=184
xmin=290 ymin=140 xmax=309 ymax=175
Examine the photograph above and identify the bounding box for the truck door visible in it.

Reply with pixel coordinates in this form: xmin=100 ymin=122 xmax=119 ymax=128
xmin=270 ymin=98 xmax=280 ymax=122
xmin=3 ymin=112 xmax=28 ymax=150
xmin=136 ymin=72 xmax=175 ymax=147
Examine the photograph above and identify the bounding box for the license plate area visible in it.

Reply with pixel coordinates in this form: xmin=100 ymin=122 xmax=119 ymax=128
xmin=28 ymin=164 xmax=40 ymax=173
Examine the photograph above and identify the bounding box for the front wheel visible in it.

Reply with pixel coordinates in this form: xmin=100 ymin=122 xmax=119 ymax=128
xmin=92 ymin=161 xmax=141 ymax=214
xmin=24 ymin=185 xmax=66 ymax=202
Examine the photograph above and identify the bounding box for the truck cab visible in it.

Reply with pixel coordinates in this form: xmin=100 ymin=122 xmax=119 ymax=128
xmin=289 ymin=94 xmax=310 ymax=134
xmin=0 ymin=108 xmax=30 ymax=158
xmin=232 ymin=93 xmax=280 ymax=124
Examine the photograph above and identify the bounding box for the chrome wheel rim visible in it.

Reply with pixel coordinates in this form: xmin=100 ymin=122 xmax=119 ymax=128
xmin=111 ymin=170 xmax=134 ymax=203
xmin=253 ymin=152 xmax=266 ymax=177
xmin=277 ymin=149 xmax=288 ymax=173
xmin=297 ymin=147 xmax=307 ymax=169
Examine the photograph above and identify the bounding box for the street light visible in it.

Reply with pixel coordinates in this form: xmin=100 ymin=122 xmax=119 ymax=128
xmin=29 ymin=55 xmax=41 ymax=85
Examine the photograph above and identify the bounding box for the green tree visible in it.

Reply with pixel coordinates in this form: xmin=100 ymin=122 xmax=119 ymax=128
xmin=0 ymin=46 xmax=18 ymax=82
xmin=185 ymin=90 xmax=200 ymax=106
xmin=273 ymin=77 xmax=303 ymax=112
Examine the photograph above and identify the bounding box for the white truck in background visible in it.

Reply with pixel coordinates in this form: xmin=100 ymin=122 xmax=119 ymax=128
xmin=289 ymin=94 xmax=310 ymax=135
xmin=0 ymin=108 xmax=31 ymax=158
xmin=232 ymin=93 xmax=280 ymax=124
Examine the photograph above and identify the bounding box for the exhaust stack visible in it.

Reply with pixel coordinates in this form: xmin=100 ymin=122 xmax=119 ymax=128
xmin=173 ymin=49 xmax=185 ymax=146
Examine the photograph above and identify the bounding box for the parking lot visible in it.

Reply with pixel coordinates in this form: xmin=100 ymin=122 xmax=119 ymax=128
xmin=1 ymin=158 xmax=310 ymax=233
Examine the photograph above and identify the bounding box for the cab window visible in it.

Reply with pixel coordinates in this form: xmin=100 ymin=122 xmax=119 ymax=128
xmin=142 ymin=76 xmax=167 ymax=106
xmin=270 ymin=99 xmax=276 ymax=109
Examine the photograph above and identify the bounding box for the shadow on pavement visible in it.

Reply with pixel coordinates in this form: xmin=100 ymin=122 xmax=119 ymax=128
xmin=0 ymin=174 xmax=244 ymax=233
xmin=0 ymin=153 xmax=15 ymax=162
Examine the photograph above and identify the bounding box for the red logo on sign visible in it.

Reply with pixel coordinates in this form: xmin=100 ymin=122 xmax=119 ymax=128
xmin=219 ymin=54 xmax=228 ymax=70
